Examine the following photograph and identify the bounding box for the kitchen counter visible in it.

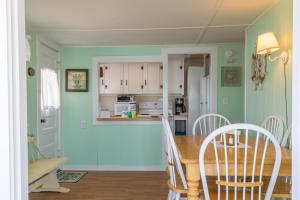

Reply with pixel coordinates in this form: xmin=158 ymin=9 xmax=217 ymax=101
xmin=96 ymin=116 xmax=162 ymax=122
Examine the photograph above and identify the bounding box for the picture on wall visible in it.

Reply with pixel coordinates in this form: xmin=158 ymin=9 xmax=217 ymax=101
xmin=221 ymin=66 xmax=241 ymax=87
xmin=65 ymin=69 xmax=88 ymax=92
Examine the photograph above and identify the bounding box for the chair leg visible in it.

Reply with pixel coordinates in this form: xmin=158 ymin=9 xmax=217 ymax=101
xmin=168 ymin=191 xmax=173 ymax=200
xmin=175 ymin=192 xmax=180 ymax=200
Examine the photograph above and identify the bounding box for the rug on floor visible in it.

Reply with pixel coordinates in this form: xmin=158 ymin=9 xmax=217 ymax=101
xmin=57 ymin=170 xmax=88 ymax=183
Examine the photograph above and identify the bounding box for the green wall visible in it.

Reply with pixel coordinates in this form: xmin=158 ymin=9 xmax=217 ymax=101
xmin=61 ymin=43 xmax=244 ymax=167
xmin=26 ymin=30 xmax=38 ymax=162
xmin=245 ymin=0 xmax=293 ymax=126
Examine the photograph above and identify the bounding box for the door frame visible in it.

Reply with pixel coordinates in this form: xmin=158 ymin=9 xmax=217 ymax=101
xmin=161 ymin=47 xmax=218 ymax=117
xmin=292 ymin=0 xmax=300 ymax=198
xmin=36 ymin=35 xmax=62 ymax=157
xmin=0 ymin=0 xmax=28 ymax=199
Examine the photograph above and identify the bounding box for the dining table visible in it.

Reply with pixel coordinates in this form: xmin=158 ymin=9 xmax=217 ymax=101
xmin=174 ymin=135 xmax=292 ymax=200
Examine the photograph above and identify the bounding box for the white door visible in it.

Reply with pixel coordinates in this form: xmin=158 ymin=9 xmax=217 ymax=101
xmin=105 ymin=63 xmax=124 ymax=94
xmin=143 ymin=63 xmax=161 ymax=94
xmin=38 ymin=43 xmax=60 ymax=158
xmin=126 ymin=63 xmax=143 ymax=94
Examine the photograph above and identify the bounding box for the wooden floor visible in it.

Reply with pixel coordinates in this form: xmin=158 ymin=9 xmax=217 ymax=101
xmin=30 ymin=171 xmax=169 ymax=200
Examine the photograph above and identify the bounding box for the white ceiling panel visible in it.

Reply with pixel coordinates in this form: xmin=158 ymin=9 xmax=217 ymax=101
xmin=38 ymin=28 xmax=204 ymax=46
xmin=25 ymin=0 xmax=279 ymax=46
xmin=201 ymin=27 xmax=246 ymax=43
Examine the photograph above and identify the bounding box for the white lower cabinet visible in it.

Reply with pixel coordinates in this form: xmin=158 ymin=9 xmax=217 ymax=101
xmin=98 ymin=62 xmax=183 ymax=95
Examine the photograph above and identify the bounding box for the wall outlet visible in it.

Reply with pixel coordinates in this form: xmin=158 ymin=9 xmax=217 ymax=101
xmin=223 ymin=96 xmax=229 ymax=105
xmin=80 ymin=120 xmax=87 ymax=129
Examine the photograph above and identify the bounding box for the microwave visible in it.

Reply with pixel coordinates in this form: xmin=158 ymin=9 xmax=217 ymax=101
xmin=114 ymin=102 xmax=129 ymax=116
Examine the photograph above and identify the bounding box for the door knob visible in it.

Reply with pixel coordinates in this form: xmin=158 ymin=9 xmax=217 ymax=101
xmin=41 ymin=119 xmax=46 ymax=123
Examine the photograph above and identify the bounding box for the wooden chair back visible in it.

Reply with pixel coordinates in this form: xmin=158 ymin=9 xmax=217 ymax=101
xmin=199 ymin=123 xmax=282 ymax=200
xmin=192 ymin=113 xmax=231 ymax=136
xmin=261 ymin=115 xmax=284 ymax=144
xmin=162 ymin=117 xmax=187 ymax=190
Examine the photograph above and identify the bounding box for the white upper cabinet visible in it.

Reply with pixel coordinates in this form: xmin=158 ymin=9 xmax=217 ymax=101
xmin=143 ymin=63 xmax=161 ymax=94
xmin=168 ymin=56 xmax=184 ymax=95
xmin=100 ymin=63 xmax=124 ymax=94
xmin=98 ymin=61 xmax=183 ymax=95
xmin=125 ymin=63 xmax=143 ymax=94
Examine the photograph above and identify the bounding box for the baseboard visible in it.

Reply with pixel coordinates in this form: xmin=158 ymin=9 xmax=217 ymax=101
xmin=62 ymin=164 xmax=165 ymax=171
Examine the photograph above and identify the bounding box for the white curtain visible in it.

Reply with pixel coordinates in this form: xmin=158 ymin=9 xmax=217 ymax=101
xmin=40 ymin=68 xmax=60 ymax=110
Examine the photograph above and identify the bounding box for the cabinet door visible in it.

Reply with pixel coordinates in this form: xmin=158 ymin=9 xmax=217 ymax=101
xmin=99 ymin=64 xmax=106 ymax=94
xmin=168 ymin=64 xmax=184 ymax=94
xmin=126 ymin=63 xmax=143 ymax=94
xmin=143 ymin=63 xmax=161 ymax=94
xmin=105 ymin=63 xmax=124 ymax=94
xmin=159 ymin=64 xmax=163 ymax=93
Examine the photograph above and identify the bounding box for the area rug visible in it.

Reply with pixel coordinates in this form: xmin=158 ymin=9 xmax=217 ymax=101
xmin=57 ymin=170 xmax=88 ymax=183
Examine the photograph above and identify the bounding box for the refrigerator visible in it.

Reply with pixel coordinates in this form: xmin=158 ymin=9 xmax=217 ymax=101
xmin=187 ymin=67 xmax=210 ymax=134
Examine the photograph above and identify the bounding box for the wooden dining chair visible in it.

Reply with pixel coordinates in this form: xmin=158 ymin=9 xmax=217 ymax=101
xmin=162 ymin=117 xmax=188 ymax=200
xmin=262 ymin=125 xmax=292 ymax=199
xmin=192 ymin=113 xmax=231 ymax=136
xmin=199 ymin=123 xmax=282 ymax=200
xmin=261 ymin=115 xmax=284 ymax=144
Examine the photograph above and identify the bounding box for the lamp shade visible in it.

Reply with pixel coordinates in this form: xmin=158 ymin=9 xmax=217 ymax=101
xmin=256 ymin=32 xmax=280 ymax=55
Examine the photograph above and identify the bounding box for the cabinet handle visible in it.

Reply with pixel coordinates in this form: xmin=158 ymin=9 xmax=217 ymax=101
xmin=121 ymin=80 xmax=123 ymax=85
xmin=141 ymin=85 xmax=144 ymax=89
xmin=179 ymin=84 xmax=182 ymax=89
xmin=102 ymin=80 xmax=104 ymax=85
xmin=160 ymin=66 xmax=163 ymax=70
xmin=160 ymin=85 xmax=163 ymax=89
xmin=141 ymin=66 xmax=144 ymax=70
xmin=105 ymin=85 xmax=108 ymax=88
xmin=105 ymin=66 xmax=108 ymax=70
xmin=180 ymin=66 xmax=183 ymax=70
xmin=126 ymin=80 xmax=128 ymax=85
xmin=145 ymin=80 xmax=147 ymax=85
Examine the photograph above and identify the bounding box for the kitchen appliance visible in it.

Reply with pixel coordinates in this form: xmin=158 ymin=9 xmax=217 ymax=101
xmin=187 ymin=66 xmax=210 ymax=134
xmin=114 ymin=96 xmax=136 ymax=116
xmin=139 ymin=101 xmax=172 ymax=116
xmin=114 ymin=102 xmax=130 ymax=116
xmin=175 ymin=98 xmax=185 ymax=115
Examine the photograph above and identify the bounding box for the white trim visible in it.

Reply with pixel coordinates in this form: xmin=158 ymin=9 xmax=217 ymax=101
xmin=92 ymin=56 xmax=162 ymax=125
xmin=244 ymin=30 xmax=248 ymax=122
xmin=0 ymin=0 xmax=28 ymax=199
xmin=292 ymin=0 xmax=300 ymax=198
xmin=62 ymin=165 xmax=165 ymax=171
xmin=161 ymin=47 xmax=218 ymax=116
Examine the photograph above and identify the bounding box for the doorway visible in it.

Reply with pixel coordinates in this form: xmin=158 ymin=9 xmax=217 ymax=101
xmin=37 ymin=39 xmax=61 ymax=158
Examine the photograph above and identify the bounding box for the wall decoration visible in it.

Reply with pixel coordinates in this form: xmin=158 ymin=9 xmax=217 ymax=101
xmin=27 ymin=67 xmax=35 ymax=76
xmin=251 ymin=45 xmax=267 ymax=90
xmin=221 ymin=66 xmax=241 ymax=87
xmin=65 ymin=69 xmax=88 ymax=92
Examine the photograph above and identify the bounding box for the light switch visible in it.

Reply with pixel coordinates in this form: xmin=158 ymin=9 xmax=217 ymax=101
xmin=223 ymin=96 xmax=229 ymax=105
xmin=80 ymin=120 xmax=87 ymax=129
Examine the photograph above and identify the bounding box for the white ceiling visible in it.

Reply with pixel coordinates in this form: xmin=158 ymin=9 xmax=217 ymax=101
xmin=25 ymin=0 xmax=279 ymax=46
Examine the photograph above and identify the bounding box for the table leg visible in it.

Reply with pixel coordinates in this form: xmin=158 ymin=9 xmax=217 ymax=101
xmin=186 ymin=163 xmax=200 ymax=200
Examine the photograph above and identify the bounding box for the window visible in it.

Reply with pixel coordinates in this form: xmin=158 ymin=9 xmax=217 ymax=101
xmin=40 ymin=68 xmax=60 ymax=109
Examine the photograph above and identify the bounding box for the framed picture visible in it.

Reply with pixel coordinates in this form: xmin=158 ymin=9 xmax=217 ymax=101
xmin=221 ymin=66 xmax=241 ymax=87
xmin=65 ymin=69 xmax=88 ymax=92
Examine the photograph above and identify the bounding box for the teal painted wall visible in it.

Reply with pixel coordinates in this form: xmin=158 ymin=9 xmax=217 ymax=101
xmin=61 ymin=43 xmax=245 ymax=167
xmin=245 ymin=0 xmax=293 ymax=126
xmin=26 ymin=30 xmax=38 ymax=162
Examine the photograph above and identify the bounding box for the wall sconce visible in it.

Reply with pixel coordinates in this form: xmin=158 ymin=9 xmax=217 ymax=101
xmin=256 ymin=32 xmax=288 ymax=64
xmin=225 ymin=49 xmax=234 ymax=63
xmin=256 ymin=31 xmax=289 ymax=126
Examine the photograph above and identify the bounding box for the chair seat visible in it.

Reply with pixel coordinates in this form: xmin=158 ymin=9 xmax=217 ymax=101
xmin=202 ymin=189 xmax=261 ymax=200
xmin=262 ymin=178 xmax=291 ymax=199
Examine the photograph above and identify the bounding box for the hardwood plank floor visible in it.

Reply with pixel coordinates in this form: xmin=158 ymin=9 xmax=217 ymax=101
xmin=30 ymin=171 xmax=169 ymax=200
